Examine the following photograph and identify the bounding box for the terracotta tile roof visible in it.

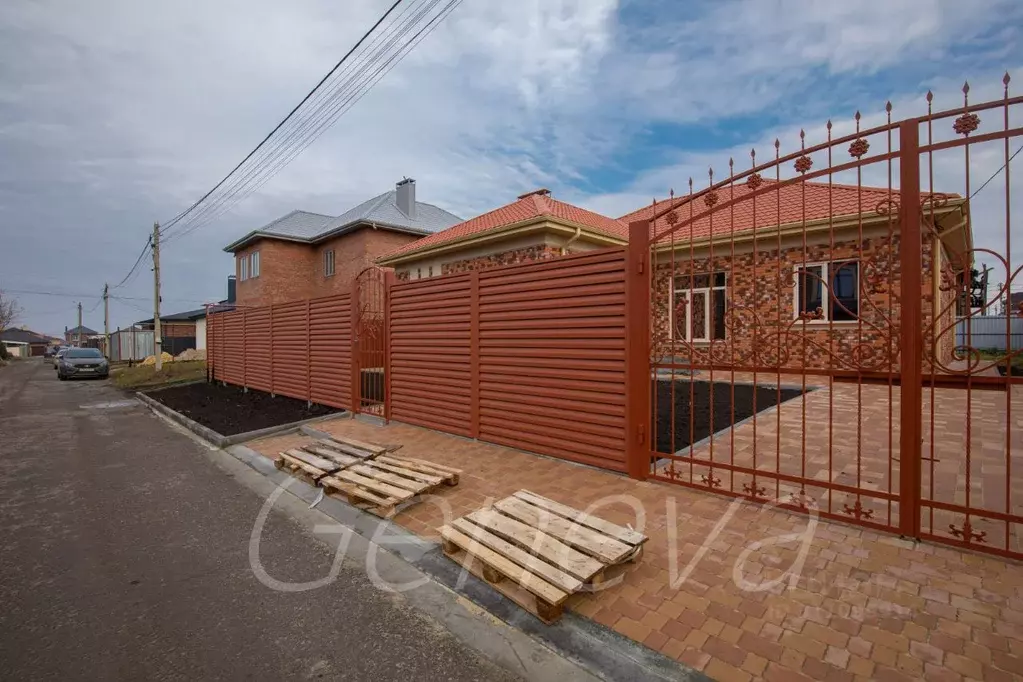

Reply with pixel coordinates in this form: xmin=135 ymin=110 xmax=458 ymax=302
xmin=383 ymin=191 xmax=628 ymax=259
xmin=618 ymin=180 xmax=904 ymax=243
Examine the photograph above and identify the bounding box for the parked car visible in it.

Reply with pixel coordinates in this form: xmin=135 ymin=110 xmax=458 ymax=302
xmin=57 ymin=348 xmax=109 ymax=380
xmin=52 ymin=347 xmax=69 ymax=369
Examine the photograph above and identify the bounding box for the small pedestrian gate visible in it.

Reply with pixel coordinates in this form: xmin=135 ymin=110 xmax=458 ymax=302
xmin=352 ymin=267 xmax=389 ymax=416
xmin=623 ymin=80 xmax=1022 ymax=560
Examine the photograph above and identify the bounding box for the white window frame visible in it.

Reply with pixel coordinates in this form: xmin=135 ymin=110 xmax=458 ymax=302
xmin=249 ymin=251 xmax=260 ymax=279
xmin=324 ymin=249 xmax=335 ymax=277
xmin=671 ymin=273 xmax=727 ymax=343
xmin=792 ymin=260 xmax=859 ymax=322
xmin=239 ymin=255 xmax=248 ymax=281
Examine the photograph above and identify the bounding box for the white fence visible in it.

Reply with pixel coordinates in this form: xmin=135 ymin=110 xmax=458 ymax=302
xmin=955 ymin=316 xmax=1023 ymax=351
xmin=109 ymin=328 xmax=155 ymax=362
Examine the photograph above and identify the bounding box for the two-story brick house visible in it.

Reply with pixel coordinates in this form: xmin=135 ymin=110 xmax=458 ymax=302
xmin=223 ymin=179 xmax=462 ymax=307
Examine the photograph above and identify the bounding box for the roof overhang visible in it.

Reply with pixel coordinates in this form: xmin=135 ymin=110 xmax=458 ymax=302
xmin=376 ymin=217 xmax=627 ymax=266
xmin=223 ymin=219 xmax=432 ymax=253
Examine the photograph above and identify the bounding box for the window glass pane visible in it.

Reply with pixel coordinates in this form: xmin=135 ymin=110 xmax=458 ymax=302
xmin=713 ymin=289 xmax=726 ymax=339
xmin=831 ymin=261 xmax=859 ymax=320
xmin=713 ymin=272 xmax=726 ymax=287
xmin=798 ymin=266 xmax=823 ymax=315
xmin=691 ymin=291 xmax=707 ymax=340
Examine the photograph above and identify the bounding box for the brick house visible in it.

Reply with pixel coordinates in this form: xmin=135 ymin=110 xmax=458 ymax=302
xmin=223 ymin=179 xmax=461 ymax=307
xmin=378 ymin=182 xmax=970 ymax=370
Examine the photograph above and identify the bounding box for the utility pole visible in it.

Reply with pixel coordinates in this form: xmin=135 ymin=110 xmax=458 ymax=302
xmin=103 ymin=284 xmax=110 ymax=358
xmin=77 ymin=301 xmax=83 ymax=347
xmin=153 ymin=222 xmax=163 ymax=370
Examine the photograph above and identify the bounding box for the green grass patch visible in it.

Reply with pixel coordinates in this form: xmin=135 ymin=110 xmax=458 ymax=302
xmin=112 ymin=360 xmax=207 ymax=390
xmin=976 ymin=348 xmax=1023 ymax=369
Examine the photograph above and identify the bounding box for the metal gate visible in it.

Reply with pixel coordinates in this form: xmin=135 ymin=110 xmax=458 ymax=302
xmin=624 ymin=78 xmax=1022 ymax=559
xmin=353 ymin=267 xmax=389 ymax=416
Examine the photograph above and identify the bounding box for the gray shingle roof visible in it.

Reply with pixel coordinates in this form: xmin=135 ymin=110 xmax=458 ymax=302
xmin=222 ymin=191 xmax=461 ymax=253
xmin=322 ymin=190 xmax=462 ymax=235
xmin=1 ymin=327 xmax=51 ymax=344
xmin=66 ymin=325 xmax=98 ymax=336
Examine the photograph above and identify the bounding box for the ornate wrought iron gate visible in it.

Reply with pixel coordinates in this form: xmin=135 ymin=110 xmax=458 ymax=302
xmin=625 ymin=77 xmax=1022 ymax=559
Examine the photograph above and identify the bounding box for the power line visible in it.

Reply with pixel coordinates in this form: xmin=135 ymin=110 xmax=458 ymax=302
xmin=112 ymin=236 xmax=153 ymax=290
xmin=969 ymin=141 xmax=1023 ymax=201
xmin=159 ymin=0 xmax=406 ymax=237
xmin=161 ymin=0 xmax=462 ymax=245
xmin=1 ymin=287 xmax=207 ymax=305
xmin=162 ymin=0 xmax=442 ymax=242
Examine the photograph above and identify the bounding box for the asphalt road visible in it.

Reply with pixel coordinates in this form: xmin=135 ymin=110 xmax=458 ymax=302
xmin=0 ymin=360 xmax=520 ymax=681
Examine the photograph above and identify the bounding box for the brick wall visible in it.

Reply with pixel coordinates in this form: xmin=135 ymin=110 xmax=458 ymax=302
xmin=441 ymin=244 xmax=563 ymax=275
xmin=235 ymin=228 xmax=421 ymax=307
xmin=651 ymin=233 xmax=955 ymax=372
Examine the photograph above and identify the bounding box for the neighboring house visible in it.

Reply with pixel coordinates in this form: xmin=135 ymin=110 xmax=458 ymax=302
xmin=377 ymin=188 xmax=627 ymax=278
xmin=378 ymin=181 xmax=970 ymax=369
xmin=65 ymin=325 xmax=99 ymax=346
xmin=135 ymin=308 xmax=205 ymax=354
xmin=1 ymin=327 xmax=53 ymax=356
xmin=223 ymin=179 xmax=462 ymax=307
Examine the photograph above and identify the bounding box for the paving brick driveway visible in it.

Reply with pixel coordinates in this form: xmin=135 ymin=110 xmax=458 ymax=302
xmin=251 ymin=411 xmax=1023 ymax=682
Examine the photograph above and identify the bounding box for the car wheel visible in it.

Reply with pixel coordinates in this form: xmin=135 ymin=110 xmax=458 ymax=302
xmin=58 ymin=373 xmax=66 ymax=381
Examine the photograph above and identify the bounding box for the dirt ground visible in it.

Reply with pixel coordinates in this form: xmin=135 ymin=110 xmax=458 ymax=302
xmin=145 ymin=382 xmax=340 ymax=435
xmin=652 ymin=379 xmax=803 ymax=454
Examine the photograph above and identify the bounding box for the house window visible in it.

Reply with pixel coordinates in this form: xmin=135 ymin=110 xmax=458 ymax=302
xmin=324 ymin=249 xmax=335 ymax=277
xmin=249 ymin=251 xmax=260 ymax=278
xmin=673 ymin=272 xmax=727 ymax=342
xmin=428 ymin=266 xmax=433 ymax=277
xmin=239 ymin=255 xmax=248 ymax=281
xmin=793 ymin=260 xmax=859 ymax=321
xmin=417 ymin=268 xmax=422 ymax=279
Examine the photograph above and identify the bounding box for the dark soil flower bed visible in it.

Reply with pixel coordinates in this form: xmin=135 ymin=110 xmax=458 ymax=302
xmin=145 ymin=382 xmax=341 ymax=436
xmin=652 ymin=379 xmax=804 ymax=455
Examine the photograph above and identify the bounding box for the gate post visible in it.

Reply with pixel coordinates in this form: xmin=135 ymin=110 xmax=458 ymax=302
xmin=898 ymin=120 xmax=923 ymax=539
xmin=625 ymin=221 xmax=652 ymax=479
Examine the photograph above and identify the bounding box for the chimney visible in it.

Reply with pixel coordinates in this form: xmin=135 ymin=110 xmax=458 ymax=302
xmin=227 ymin=275 xmax=236 ymax=304
xmin=396 ymin=177 xmax=416 ymax=220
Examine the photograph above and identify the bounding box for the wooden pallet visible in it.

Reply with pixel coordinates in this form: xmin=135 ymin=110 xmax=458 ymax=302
xmin=274 ymin=439 xmax=460 ymax=517
xmin=439 ymin=490 xmax=647 ymax=624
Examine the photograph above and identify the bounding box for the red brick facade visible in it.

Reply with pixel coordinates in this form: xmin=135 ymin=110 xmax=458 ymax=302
xmin=234 ymin=228 xmax=419 ymax=307
xmin=648 ymin=234 xmax=956 ymax=371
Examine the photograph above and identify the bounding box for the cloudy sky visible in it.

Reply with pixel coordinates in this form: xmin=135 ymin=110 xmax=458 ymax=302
xmin=2 ymin=0 xmax=1021 ymax=335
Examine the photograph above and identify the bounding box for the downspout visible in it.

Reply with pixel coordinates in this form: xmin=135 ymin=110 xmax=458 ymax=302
xmin=561 ymin=227 xmax=582 ymax=256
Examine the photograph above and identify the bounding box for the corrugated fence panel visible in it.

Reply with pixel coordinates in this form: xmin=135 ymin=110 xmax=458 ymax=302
xmin=244 ymin=307 xmax=272 ymax=392
xmin=310 ymin=294 xmax=352 ymax=409
xmin=389 ymin=273 xmax=473 ymax=436
xmin=271 ymin=300 xmax=309 ymax=401
xmin=477 ymin=249 xmax=628 ymax=472
xmin=956 ymin=315 xmax=1023 ymax=351
xmin=219 ymin=311 xmax=245 ymax=385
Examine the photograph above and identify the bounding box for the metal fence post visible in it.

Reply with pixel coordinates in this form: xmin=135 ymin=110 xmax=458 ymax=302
xmin=470 ymin=269 xmax=481 ymax=438
xmin=898 ymin=120 xmax=923 ymax=539
xmin=305 ymin=299 xmax=312 ymax=406
xmin=383 ymin=271 xmax=395 ymax=423
xmin=269 ymin=304 xmax=275 ymax=396
xmin=350 ymin=278 xmax=360 ymax=414
xmin=242 ymin=308 xmax=248 ymax=392
xmin=625 ymin=226 xmax=651 ymax=479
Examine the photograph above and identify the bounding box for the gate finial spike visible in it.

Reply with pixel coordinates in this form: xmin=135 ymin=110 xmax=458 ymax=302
xmin=885 ymin=100 xmax=892 ymax=113
xmin=963 ymin=80 xmax=970 ymax=94
xmin=1005 ymin=72 xmax=1012 ymax=92
xmin=826 ymin=119 xmax=832 ymax=130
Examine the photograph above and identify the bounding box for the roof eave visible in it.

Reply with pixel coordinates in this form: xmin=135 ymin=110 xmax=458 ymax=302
xmin=222 ymin=231 xmax=312 ymax=253
xmin=376 ymin=217 xmax=627 ymax=266
xmin=311 ymin=220 xmax=433 ymax=244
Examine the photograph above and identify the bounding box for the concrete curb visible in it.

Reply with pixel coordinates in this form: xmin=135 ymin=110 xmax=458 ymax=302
xmin=224 ymin=442 xmax=709 ymax=682
xmin=134 ymin=391 xmax=348 ymax=447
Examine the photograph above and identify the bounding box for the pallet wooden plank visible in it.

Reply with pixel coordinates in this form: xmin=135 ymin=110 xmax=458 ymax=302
xmin=494 ymin=498 xmax=632 ymax=564
xmin=466 ymin=509 xmax=602 ymax=581
xmin=440 ymin=525 xmax=567 ymax=606
xmin=329 ymin=436 xmax=387 ymax=456
xmin=363 ymin=460 xmax=443 ymax=485
xmin=279 ymin=451 xmax=329 ymax=477
xmin=451 ymin=518 xmax=582 ymax=594
xmin=349 ymin=464 xmax=429 ymax=494
xmin=379 ymin=456 xmax=459 ymax=484
xmin=320 ymin=477 xmax=395 ymax=507
xmin=303 ymin=445 xmax=359 ymax=468
xmin=334 ymin=469 xmax=413 ymax=500
xmin=514 ymin=490 xmax=647 ymax=547
xmin=285 ymin=448 xmax=339 ymax=472
xmin=315 ymin=439 xmax=378 ymax=460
